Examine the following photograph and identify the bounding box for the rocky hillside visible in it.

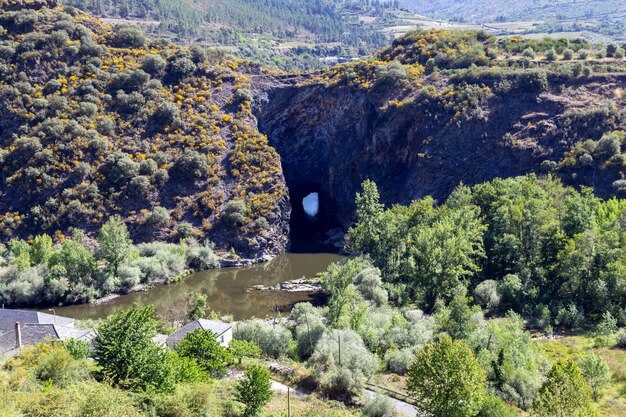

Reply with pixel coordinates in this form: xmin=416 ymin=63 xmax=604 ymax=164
xmin=256 ymin=31 xmax=626 ymax=224
xmin=1 ymin=4 xmax=625 ymax=256
xmin=0 ymin=0 xmax=288 ymax=256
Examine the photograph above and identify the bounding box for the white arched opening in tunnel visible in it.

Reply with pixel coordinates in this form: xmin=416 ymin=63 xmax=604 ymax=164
xmin=302 ymin=192 xmax=319 ymax=217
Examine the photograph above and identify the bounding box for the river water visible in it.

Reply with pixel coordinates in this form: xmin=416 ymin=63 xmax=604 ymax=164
xmin=56 ymin=252 xmax=343 ymax=321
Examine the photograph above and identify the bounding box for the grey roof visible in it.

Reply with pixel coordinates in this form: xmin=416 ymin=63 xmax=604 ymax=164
xmin=0 ymin=323 xmax=59 ymax=354
xmin=0 ymin=309 xmax=74 ymax=333
xmin=167 ymin=319 xmax=232 ymax=349
xmin=0 ymin=323 xmax=94 ymax=356
xmin=53 ymin=326 xmax=95 ymax=341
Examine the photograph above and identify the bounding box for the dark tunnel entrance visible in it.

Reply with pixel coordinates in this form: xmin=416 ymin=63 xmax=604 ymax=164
xmin=287 ymin=183 xmax=342 ymax=253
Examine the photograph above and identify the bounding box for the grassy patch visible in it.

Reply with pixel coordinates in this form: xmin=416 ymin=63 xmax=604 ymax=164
xmin=538 ymin=335 xmax=626 ymax=417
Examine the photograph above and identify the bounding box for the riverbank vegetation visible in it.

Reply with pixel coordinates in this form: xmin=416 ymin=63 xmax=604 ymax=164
xmin=0 ymin=216 xmax=220 ymax=307
xmin=228 ymin=176 xmax=626 ymax=416
xmin=3 ymin=176 xmax=626 ymax=417
xmin=348 ymin=175 xmax=626 ymax=327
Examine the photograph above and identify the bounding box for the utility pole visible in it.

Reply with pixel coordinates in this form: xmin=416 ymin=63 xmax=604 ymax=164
xmin=287 ymin=387 xmax=291 ymax=417
xmin=338 ymin=333 xmax=342 ymax=367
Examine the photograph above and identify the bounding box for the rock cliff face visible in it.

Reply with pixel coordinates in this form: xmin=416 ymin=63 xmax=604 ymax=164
xmin=256 ymin=72 xmax=626 ymax=227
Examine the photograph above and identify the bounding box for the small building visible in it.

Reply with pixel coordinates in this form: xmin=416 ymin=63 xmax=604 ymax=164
xmin=0 ymin=309 xmax=74 ymax=333
xmin=166 ymin=319 xmax=233 ymax=349
xmin=0 ymin=309 xmax=93 ymax=356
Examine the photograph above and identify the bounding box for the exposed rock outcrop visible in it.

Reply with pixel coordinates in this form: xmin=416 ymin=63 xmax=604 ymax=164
xmin=255 ymin=72 xmax=626 ymax=225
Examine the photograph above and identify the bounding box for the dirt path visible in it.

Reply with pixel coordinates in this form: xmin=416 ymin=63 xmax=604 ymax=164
xmin=227 ymin=368 xmax=418 ymax=416
xmin=362 ymin=388 xmax=417 ymax=417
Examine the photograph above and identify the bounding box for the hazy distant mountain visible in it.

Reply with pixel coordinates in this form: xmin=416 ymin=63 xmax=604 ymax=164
xmin=400 ymin=0 xmax=625 ymax=23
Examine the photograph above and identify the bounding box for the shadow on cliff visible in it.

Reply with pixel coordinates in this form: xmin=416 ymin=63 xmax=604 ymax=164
xmin=253 ymin=73 xmax=626 ymax=249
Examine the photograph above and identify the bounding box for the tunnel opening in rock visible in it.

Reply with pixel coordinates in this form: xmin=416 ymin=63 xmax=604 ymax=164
xmin=302 ymin=192 xmax=319 ymax=217
xmin=288 ymin=183 xmax=342 ymax=253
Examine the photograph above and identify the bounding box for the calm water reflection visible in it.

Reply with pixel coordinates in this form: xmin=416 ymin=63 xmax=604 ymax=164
xmin=55 ymin=253 xmax=343 ymax=321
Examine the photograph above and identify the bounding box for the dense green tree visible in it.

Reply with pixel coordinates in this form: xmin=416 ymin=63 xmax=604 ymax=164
xmin=30 ymin=234 xmax=53 ymax=266
xmin=580 ymin=354 xmax=611 ymax=400
xmin=185 ymin=291 xmax=208 ymax=321
xmin=174 ymin=328 xmax=231 ymax=377
xmin=97 ymin=216 xmax=131 ymax=276
xmin=228 ymin=339 xmax=261 ymax=364
xmin=407 ymin=191 xmax=485 ymax=309
xmin=348 ymin=179 xmax=384 ymax=257
xmin=92 ymin=305 xmax=173 ymax=392
xmin=534 ymin=360 xmax=596 ymax=417
xmin=407 ymin=335 xmax=487 ymax=417
xmin=320 ymin=257 xmax=371 ymax=326
xmin=345 ymin=175 xmax=626 ymax=327
xmin=9 ymin=239 xmax=30 ymax=271
xmin=436 ymin=294 xmax=481 ymax=340
xmin=235 ymin=365 xmax=273 ymax=416
xmin=48 ymin=239 xmax=97 ymax=284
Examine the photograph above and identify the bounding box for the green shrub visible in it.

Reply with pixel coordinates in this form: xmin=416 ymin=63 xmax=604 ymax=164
xmin=142 ymin=54 xmax=167 ymax=76
xmin=152 ymin=103 xmax=179 ymax=127
xmin=222 ymin=200 xmax=246 ymax=227
xmin=109 ymin=25 xmax=146 ymax=48
xmin=148 ymin=207 xmax=170 ymax=228
xmin=477 ymin=395 xmax=516 ymax=417
xmin=109 ymin=69 xmax=150 ymax=93
xmin=321 ymin=367 xmax=366 ymax=403
xmin=168 ymin=57 xmax=196 ymax=81
xmin=63 ymin=338 xmax=90 ymax=360
xmin=579 ymin=354 xmax=610 ymax=400
xmin=185 ymin=243 xmax=220 ymax=270
xmin=153 ymin=382 xmax=220 ymax=417
xmin=171 ymin=151 xmax=208 ymax=180
xmin=234 ymin=319 xmax=293 ymax=358
xmin=117 ymin=263 xmax=142 ymax=291
xmin=101 ymin=153 xmax=140 ymax=185
xmin=523 ymin=47 xmax=536 ymax=59
xmin=176 ymin=222 xmax=193 ymax=238
xmin=545 ymin=48 xmax=558 ymax=61
xmin=175 ymin=328 xmax=232 ymax=377
xmin=562 ymin=48 xmax=574 ymax=60
xmin=474 ymin=279 xmax=501 ymax=309
xmin=384 ymin=347 xmax=415 ymax=375
xmin=114 ymin=90 xmax=146 ymax=114
xmin=36 ymin=345 xmax=89 ymax=387
xmin=361 ymin=394 xmax=394 ymax=417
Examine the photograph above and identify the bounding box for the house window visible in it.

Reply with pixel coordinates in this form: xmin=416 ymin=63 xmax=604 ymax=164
xmin=220 ymin=335 xmax=224 ymax=343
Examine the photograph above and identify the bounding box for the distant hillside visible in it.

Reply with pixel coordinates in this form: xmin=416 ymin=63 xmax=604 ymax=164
xmin=62 ymin=0 xmax=396 ymax=69
xmin=403 ymin=0 xmax=624 ymax=22
xmin=401 ymin=0 xmax=626 ymax=42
